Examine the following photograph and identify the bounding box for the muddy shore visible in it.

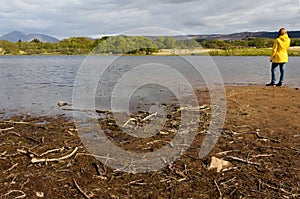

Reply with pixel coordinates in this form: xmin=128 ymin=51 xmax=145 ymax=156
xmin=0 ymin=86 xmax=299 ymax=198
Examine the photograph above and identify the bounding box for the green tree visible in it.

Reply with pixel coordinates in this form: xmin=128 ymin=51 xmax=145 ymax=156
xmin=155 ymin=36 xmax=166 ymax=49
xmin=31 ymin=38 xmax=41 ymax=43
xmin=163 ymin=36 xmax=176 ymax=49
xmin=185 ymin=39 xmax=199 ymax=48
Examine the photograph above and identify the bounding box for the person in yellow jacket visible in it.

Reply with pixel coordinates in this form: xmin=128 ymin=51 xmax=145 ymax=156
xmin=266 ymin=28 xmax=290 ymax=87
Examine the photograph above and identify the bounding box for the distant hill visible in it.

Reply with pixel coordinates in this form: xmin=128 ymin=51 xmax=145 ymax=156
xmin=117 ymin=31 xmax=300 ymax=42
xmin=1 ymin=30 xmax=300 ymax=43
xmin=0 ymin=31 xmax=60 ymax=43
xmin=190 ymin=31 xmax=300 ymax=41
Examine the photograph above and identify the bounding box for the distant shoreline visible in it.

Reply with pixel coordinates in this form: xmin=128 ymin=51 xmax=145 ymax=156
xmin=1 ymin=47 xmax=300 ymax=56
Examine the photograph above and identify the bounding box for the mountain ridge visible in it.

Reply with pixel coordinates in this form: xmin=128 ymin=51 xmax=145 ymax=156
xmin=189 ymin=30 xmax=300 ymax=41
xmin=1 ymin=30 xmax=300 ymax=43
xmin=0 ymin=31 xmax=60 ymax=43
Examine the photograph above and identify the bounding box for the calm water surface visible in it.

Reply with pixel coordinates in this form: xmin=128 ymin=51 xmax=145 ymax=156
xmin=0 ymin=55 xmax=299 ymax=117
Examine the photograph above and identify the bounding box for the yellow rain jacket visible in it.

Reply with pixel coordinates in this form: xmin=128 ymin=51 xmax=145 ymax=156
xmin=270 ymin=33 xmax=290 ymax=63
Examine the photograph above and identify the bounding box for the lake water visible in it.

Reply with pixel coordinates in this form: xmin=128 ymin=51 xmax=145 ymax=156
xmin=0 ymin=55 xmax=299 ymax=117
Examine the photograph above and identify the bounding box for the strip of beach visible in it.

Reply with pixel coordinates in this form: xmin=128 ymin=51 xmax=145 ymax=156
xmin=0 ymin=85 xmax=299 ymax=198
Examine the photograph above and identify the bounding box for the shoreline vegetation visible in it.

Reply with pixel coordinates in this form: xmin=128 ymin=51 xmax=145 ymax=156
xmin=1 ymin=36 xmax=300 ymax=56
xmin=0 ymin=86 xmax=299 ymax=198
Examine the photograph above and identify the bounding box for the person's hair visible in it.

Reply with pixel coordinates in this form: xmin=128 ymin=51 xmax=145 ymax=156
xmin=277 ymin=28 xmax=287 ymax=38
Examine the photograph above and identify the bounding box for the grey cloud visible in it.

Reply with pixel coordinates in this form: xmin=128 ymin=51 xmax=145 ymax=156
xmin=0 ymin=0 xmax=299 ymax=38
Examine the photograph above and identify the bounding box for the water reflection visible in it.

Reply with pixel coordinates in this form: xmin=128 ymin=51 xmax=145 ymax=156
xmin=0 ymin=56 xmax=299 ymax=117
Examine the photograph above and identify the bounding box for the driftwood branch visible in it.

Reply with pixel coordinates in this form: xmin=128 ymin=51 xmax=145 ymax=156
xmin=123 ymin=112 xmax=158 ymax=127
xmin=39 ymin=147 xmax=65 ymax=157
xmin=123 ymin=118 xmax=136 ymax=127
xmin=4 ymin=190 xmax=26 ymax=199
xmin=0 ymin=127 xmax=14 ymax=132
xmin=31 ymin=147 xmax=78 ymax=163
xmin=4 ymin=120 xmax=30 ymax=125
xmin=142 ymin=112 xmax=158 ymax=121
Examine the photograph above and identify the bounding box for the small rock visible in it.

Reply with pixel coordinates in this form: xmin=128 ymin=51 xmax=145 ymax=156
xmin=158 ymin=131 xmax=169 ymax=135
xmin=208 ymin=156 xmax=232 ymax=172
xmin=36 ymin=191 xmax=44 ymax=198
xmin=57 ymin=101 xmax=68 ymax=107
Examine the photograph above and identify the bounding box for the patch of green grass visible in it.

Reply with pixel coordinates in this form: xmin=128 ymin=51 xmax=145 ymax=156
xmin=288 ymin=48 xmax=300 ymax=56
xmin=207 ymin=48 xmax=272 ymax=56
xmin=205 ymin=47 xmax=300 ymax=56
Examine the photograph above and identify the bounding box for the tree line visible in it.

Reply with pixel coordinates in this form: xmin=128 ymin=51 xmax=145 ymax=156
xmin=0 ymin=36 xmax=299 ymax=55
xmin=0 ymin=36 xmax=199 ymax=55
xmin=198 ymin=37 xmax=300 ymax=50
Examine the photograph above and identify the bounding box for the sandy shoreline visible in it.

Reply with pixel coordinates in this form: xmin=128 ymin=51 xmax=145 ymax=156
xmin=0 ymin=85 xmax=299 ymax=198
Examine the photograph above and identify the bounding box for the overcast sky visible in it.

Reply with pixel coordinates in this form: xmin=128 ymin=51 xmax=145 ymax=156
xmin=0 ymin=0 xmax=299 ymax=38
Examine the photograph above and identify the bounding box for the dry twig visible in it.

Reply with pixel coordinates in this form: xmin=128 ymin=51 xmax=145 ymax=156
xmin=0 ymin=126 xmax=14 ymax=132
xmin=261 ymin=181 xmax=293 ymax=195
xmin=226 ymin=156 xmax=261 ymax=166
xmin=214 ymin=180 xmax=223 ymax=199
xmin=251 ymin=154 xmax=273 ymax=158
xmin=3 ymin=163 xmax=19 ymax=173
xmin=8 ymin=131 xmax=21 ymax=137
xmin=126 ymin=179 xmax=147 ymax=186
xmin=216 ymin=150 xmax=239 ymax=156
xmin=73 ymin=178 xmax=91 ymax=199
xmin=255 ymin=132 xmax=280 ymax=143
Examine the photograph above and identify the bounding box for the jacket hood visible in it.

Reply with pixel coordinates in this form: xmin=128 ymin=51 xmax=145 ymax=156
xmin=279 ymin=33 xmax=289 ymax=41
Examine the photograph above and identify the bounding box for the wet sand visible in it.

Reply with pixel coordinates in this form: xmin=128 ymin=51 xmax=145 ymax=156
xmin=0 ymin=86 xmax=299 ymax=198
